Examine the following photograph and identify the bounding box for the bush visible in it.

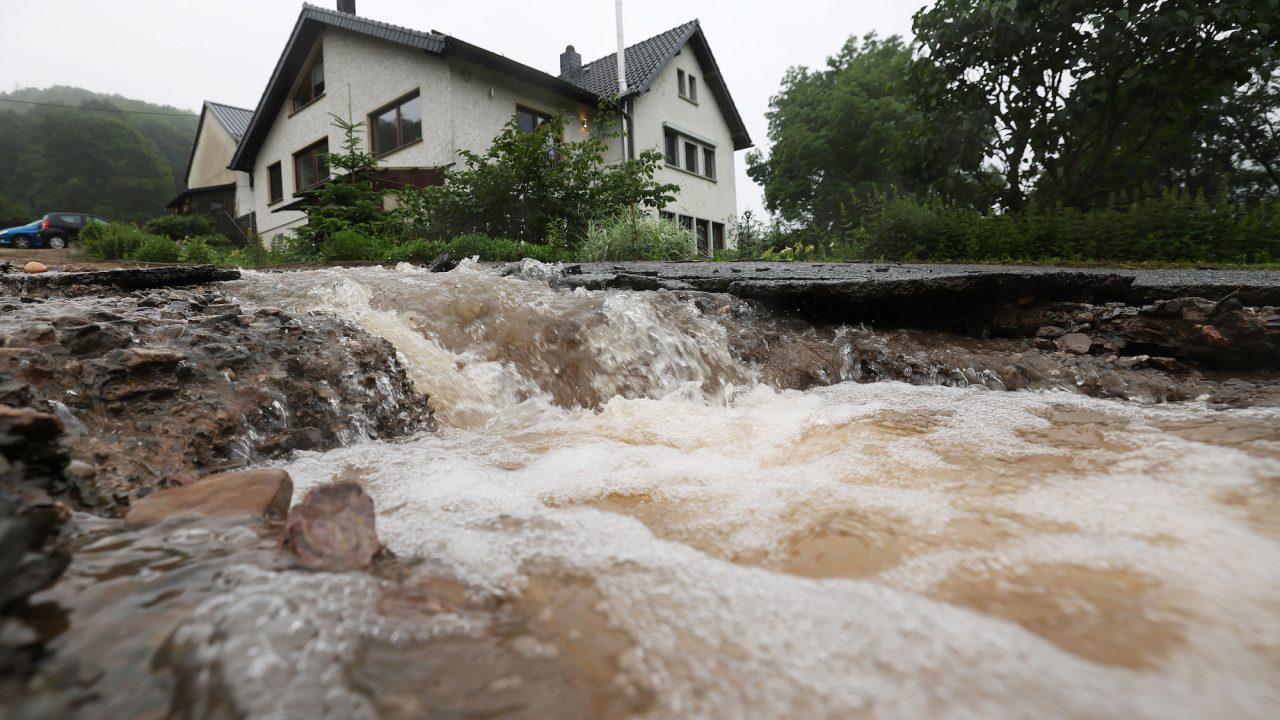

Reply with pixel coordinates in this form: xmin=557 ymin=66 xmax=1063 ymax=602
xmin=81 ymin=222 xmax=146 ymax=260
xmin=144 ymin=214 xmax=218 ymax=240
xmin=179 ymin=236 xmax=220 ymax=264
xmin=128 ymin=235 xmax=182 ymax=263
xmin=320 ymin=229 xmax=394 ymax=262
xmin=576 ymin=213 xmax=697 ymax=261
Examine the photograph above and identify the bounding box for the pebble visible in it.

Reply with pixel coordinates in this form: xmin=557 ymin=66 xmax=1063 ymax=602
xmin=1055 ymin=332 xmax=1093 ymax=355
xmin=24 ymin=261 xmax=48 ymax=274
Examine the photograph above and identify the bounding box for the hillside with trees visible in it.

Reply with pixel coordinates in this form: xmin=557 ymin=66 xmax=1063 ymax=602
xmin=747 ymin=0 xmax=1280 ymax=264
xmin=0 ymin=86 xmax=197 ymax=224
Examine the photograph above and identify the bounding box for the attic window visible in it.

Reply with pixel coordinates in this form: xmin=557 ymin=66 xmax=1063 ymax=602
xmin=678 ymin=69 xmax=697 ymax=103
xmin=293 ymin=50 xmax=325 ymax=112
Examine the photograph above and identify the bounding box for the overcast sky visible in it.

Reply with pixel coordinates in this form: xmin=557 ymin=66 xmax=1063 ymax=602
xmin=0 ymin=0 xmax=925 ymax=216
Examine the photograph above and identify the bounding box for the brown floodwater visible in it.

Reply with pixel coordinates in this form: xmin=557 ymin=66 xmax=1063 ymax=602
xmin=8 ymin=262 xmax=1279 ymax=719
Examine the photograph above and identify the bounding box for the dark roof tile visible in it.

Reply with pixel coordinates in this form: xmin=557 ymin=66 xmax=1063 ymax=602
xmin=564 ymin=21 xmax=698 ymax=97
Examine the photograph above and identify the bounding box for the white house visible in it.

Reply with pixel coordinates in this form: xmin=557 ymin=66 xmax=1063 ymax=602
xmin=227 ymin=1 xmax=753 ymax=253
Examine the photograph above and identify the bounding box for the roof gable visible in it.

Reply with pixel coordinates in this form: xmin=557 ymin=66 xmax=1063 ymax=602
xmin=206 ymin=101 xmax=253 ymax=142
xmin=230 ymin=6 xmax=751 ymax=169
xmin=183 ymin=100 xmax=252 ymax=189
xmin=564 ymin=21 xmax=752 ymax=150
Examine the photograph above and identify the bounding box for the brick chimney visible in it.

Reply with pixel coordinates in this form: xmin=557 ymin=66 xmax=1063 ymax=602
xmin=559 ymin=45 xmax=582 ymax=78
xmin=337 ymin=0 xmax=356 ymax=14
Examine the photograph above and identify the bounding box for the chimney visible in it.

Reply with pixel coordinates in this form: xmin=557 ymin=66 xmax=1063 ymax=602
xmin=559 ymin=45 xmax=582 ymax=78
xmin=337 ymin=0 xmax=356 ymax=14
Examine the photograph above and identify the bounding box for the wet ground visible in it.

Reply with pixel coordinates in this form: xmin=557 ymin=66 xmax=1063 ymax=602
xmin=3 ymin=261 xmax=1279 ymax=719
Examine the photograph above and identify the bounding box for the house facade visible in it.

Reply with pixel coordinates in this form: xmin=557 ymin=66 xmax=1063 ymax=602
xmin=228 ymin=2 xmax=752 ymax=252
xmin=167 ymin=101 xmax=255 ymax=242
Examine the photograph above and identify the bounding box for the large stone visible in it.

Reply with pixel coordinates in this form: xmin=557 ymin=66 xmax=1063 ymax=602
xmin=280 ymin=482 xmax=382 ymax=571
xmin=1055 ymin=332 xmax=1093 ymax=355
xmin=125 ymin=469 xmax=293 ymax=526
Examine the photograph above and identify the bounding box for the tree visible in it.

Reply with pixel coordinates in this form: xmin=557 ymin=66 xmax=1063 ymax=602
xmin=910 ymin=0 xmax=1280 ymax=210
xmin=13 ymin=112 xmax=174 ymax=221
xmin=291 ymin=112 xmax=386 ymax=254
xmin=399 ymin=109 xmax=676 ymax=243
xmin=746 ymin=34 xmax=990 ymax=234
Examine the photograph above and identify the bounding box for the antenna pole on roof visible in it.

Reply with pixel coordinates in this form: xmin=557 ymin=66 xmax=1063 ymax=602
xmin=615 ymin=0 xmax=627 ymax=95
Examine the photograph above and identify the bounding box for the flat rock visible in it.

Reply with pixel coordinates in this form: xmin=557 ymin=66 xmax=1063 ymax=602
xmin=280 ymin=482 xmax=381 ymax=571
xmin=125 ymin=469 xmax=293 ymax=526
xmin=1055 ymin=332 xmax=1094 ymax=355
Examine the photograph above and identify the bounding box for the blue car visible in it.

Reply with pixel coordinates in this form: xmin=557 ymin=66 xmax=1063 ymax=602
xmin=0 ymin=213 xmax=109 ymax=249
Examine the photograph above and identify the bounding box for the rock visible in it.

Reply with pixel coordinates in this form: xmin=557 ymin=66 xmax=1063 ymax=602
xmin=280 ymin=482 xmax=382 ymax=571
xmin=23 ymin=262 xmax=48 ymax=274
xmin=1036 ymin=326 xmax=1067 ymax=338
xmin=425 ymin=252 xmax=457 ymax=273
xmin=1055 ymin=332 xmax=1093 ymax=355
xmin=1200 ymin=324 xmax=1232 ymax=348
xmin=1114 ymin=355 xmax=1151 ymax=370
xmin=1073 ymin=311 xmax=1096 ymax=324
xmin=121 ymin=347 xmax=189 ymax=369
xmin=124 ymin=469 xmax=293 ymax=526
xmin=1147 ymin=356 xmax=1190 ymax=375
xmin=66 ymin=460 xmax=96 ymax=482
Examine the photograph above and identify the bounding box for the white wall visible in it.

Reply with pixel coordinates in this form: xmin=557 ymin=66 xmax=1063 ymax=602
xmin=632 ymin=42 xmax=739 ymax=247
xmin=250 ymin=27 xmax=612 ymax=243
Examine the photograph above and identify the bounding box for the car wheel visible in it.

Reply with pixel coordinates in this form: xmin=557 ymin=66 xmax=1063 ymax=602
xmin=47 ymin=235 xmax=67 ymax=249
xmin=13 ymin=235 xmax=31 ymax=249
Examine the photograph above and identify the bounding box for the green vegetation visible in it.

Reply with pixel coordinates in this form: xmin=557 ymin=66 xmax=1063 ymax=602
xmin=746 ymin=1 xmax=1280 ymax=265
xmin=577 ymin=212 xmax=697 ymax=261
xmin=0 ymin=87 xmax=196 ymax=223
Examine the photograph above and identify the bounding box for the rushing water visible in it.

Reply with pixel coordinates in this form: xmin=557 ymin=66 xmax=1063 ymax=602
xmin=15 ymin=261 xmax=1280 ymax=719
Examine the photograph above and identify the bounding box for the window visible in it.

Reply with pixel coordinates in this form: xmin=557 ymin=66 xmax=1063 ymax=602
xmin=267 ymin=162 xmax=283 ymax=204
xmin=293 ymin=139 xmax=330 ymax=192
xmin=664 ymin=129 xmax=679 ymax=165
xmin=660 ymin=211 xmax=676 ymax=223
xmin=517 ymin=106 xmax=559 ymax=160
xmin=678 ymin=215 xmax=694 ymax=232
xmin=292 ymin=50 xmax=325 ymax=112
xmin=684 ymin=141 xmax=698 ymax=173
xmin=517 ymin=106 xmax=554 ymax=134
xmin=702 ymin=147 xmax=716 ymax=179
xmin=712 ymin=222 xmax=726 ymax=251
xmin=677 ymin=69 xmax=686 ymax=97
xmin=688 ymin=75 xmax=698 ymax=102
xmin=210 ymin=201 xmax=224 ymax=212
xmin=696 ymin=219 xmax=710 ymax=255
xmin=370 ymin=92 xmax=422 ymax=156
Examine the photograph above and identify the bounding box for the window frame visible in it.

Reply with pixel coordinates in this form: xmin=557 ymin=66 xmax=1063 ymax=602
xmin=688 ymin=74 xmax=698 ymax=102
xmin=712 ymin=222 xmax=726 ymax=251
xmin=677 ymin=69 xmax=687 ymax=97
xmin=516 ymin=105 xmax=561 ymax=161
xmin=267 ymin=162 xmax=284 ymax=205
xmin=702 ymin=147 xmax=716 ymax=179
xmin=664 ymin=128 xmax=679 ymax=166
xmin=684 ymin=141 xmax=698 ymax=174
xmin=291 ymin=49 xmax=326 ymax=114
xmin=292 ymin=138 xmax=330 ymax=194
xmin=368 ymin=90 xmax=423 ymax=157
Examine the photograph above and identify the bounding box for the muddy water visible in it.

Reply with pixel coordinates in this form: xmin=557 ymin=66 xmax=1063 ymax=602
xmin=16 ymin=262 xmax=1280 ymax=719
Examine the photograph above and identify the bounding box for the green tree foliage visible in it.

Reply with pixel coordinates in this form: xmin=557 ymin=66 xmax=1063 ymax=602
xmin=0 ymin=87 xmax=196 ymax=222
xmin=746 ymin=34 xmax=994 ymax=233
xmin=910 ymin=0 xmax=1280 ymax=210
xmin=13 ymin=113 xmax=175 ymax=221
xmin=396 ymin=112 xmax=677 ymax=243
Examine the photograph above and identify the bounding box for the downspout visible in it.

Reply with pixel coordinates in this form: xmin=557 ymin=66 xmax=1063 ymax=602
xmin=615 ymin=0 xmax=632 ymax=161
